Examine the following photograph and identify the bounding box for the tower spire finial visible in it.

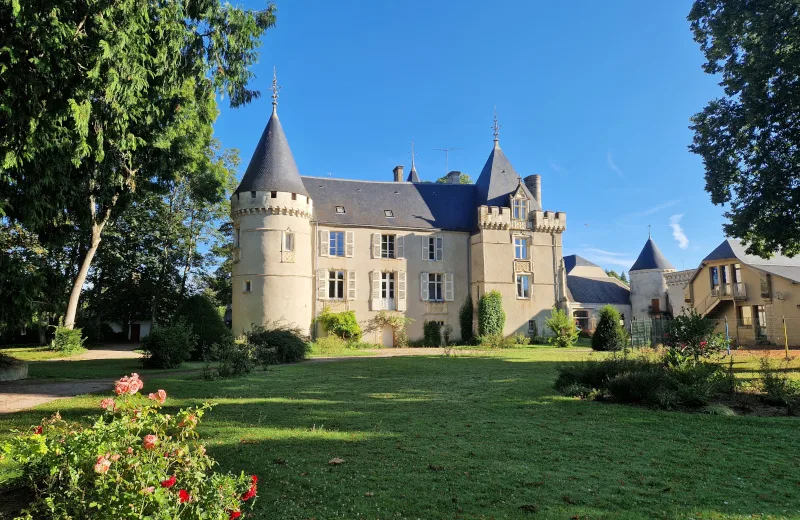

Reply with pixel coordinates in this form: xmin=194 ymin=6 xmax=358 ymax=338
xmin=269 ymin=66 xmax=281 ymax=115
xmin=411 ymin=140 xmax=416 ymax=171
xmin=648 ymin=224 xmax=652 ymax=238
xmin=492 ymin=105 xmax=501 ymax=145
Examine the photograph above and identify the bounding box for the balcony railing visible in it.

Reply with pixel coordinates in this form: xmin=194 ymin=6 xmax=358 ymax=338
xmin=716 ymin=283 xmax=747 ymax=300
xmin=733 ymin=283 xmax=746 ymax=299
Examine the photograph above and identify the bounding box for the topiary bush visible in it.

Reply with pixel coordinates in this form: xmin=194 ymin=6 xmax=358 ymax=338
xmin=247 ymin=324 xmax=308 ymax=366
xmin=591 ymin=305 xmax=626 ymax=351
xmin=477 ymin=291 xmax=505 ymax=337
xmin=50 ymin=326 xmax=84 ymax=355
xmin=459 ymin=295 xmax=474 ymax=344
xmin=2 ymin=373 xmax=259 ymax=520
xmin=317 ymin=309 xmax=361 ymax=340
xmin=141 ymin=320 xmax=196 ymax=369
xmin=206 ymin=334 xmax=254 ymax=379
xmin=423 ymin=321 xmax=442 ymax=347
xmin=545 ymin=307 xmax=579 ymax=348
xmin=177 ymin=294 xmax=230 ymax=360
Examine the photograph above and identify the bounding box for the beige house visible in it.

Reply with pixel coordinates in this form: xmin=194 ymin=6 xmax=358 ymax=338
xmin=563 ymin=255 xmax=631 ymax=332
xmin=683 ymin=239 xmax=800 ymax=347
xmin=230 ymin=89 xmax=567 ymax=344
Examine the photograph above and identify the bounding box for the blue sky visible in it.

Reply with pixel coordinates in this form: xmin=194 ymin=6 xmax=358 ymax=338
xmin=213 ymin=0 xmax=727 ymax=274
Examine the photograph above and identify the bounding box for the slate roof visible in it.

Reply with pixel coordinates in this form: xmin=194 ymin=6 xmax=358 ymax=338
xmin=234 ymin=111 xmax=309 ymax=197
xmin=700 ymin=238 xmax=800 ymax=283
xmin=301 ymin=177 xmax=476 ymax=232
xmin=474 ymin=143 xmax=534 ymax=207
xmin=630 ymin=237 xmax=675 ymax=271
xmin=564 ymin=254 xmax=600 ymax=274
xmin=566 ymin=275 xmax=631 ymax=305
xmin=407 ymin=167 xmax=420 ymax=183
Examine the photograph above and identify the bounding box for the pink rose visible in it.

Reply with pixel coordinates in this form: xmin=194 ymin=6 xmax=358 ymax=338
xmin=148 ymin=389 xmax=167 ymax=404
xmin=143 ymin=434 xmax=158 ymax=450
xmin=126 ymin=447 xmax=134 ymax=454
xmin=110 ymin=453 xmax=120 ymax=461
xmin=100 ymin=398 xmax=116 ymax=410
xmin=140 ymin=486 xmax=155 ymax=494
xmin=114 ymin=373 xmax=144 ymax=396
xmin=94 ymin=455 xmax=111 ymax=474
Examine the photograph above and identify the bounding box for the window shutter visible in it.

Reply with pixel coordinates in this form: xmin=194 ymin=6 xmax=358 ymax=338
xmin=346 ymin=231 xmax=354 ymax=258
xmin=280 ymin=231 xmax=285 ymax=252
xmin=421 ymin=272 xmax=429 ymax=301
xmin=347 ymin=270 xmax=356 ymax=300
xmin=421 ymin=236 xmax=428 ymax=260
xmin=317 ymin=269 xmax=327 ymax=300
xmin=319 ymin=230 xmax=330 ymax=257
xmin=396 ymin=235 xmax=404 ymax=259
xmin=370 ymin=270 xmax=381 ymax=310
xmin=435 ymin=237 xmax=444 ymax=261
xmin=372 ymin=233 xmax=381 ymax=259
xmin=397 ymin=270 xmax=407 ymax=311
xmin=445 ymin=273 xmax=454 ymax=301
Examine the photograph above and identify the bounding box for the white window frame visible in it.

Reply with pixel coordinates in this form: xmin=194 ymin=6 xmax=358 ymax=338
xmin=514 ymin=237 xmax=527 ymax=260
xmin=512 ymin=198 xmax=527 ymax=220
xmin=282 ymin=230 xmax=294 ymax=252
xmin=381 ymin=234 xmax=396 ymax=259
xmin=516 ymin=274 xmax=530 ymax=299
xmin=329 ymin=231 xmax=345 ymax=257
xmin=423 ymin=236 xmax=444 ymax=261
xmin=427 ymin=273 xmax=443 ymax=302
xmin=328 ymin=270 xmax=346 ymax=300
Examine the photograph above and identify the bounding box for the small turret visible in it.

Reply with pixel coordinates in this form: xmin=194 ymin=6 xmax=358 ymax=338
xmin=629 ymin=235 xmax=676 ymax=320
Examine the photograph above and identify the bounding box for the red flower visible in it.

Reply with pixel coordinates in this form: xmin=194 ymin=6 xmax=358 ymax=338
xmin=178 ymin=489 xmax=190 ymax=503
xmin=229 ymin=512 xmax=242 ymax=520
xmin=700 ymin=341 xmax=708 ymax=347
xmin=241 ymin=485 xmax=257 ymax=501
xmin=251 ymin=475 xmax=258 ymax=485
xmin=33 ymin=426 xmax=43 ymax=435
xmin=160 ymin=475 xmax=177 ymax=488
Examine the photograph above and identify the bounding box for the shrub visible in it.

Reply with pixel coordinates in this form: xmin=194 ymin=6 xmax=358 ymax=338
xmin=317 ymin=309 xmax=361 ymax=340
xmin=177 ymin=294 xmax=229 ymax=360
xmin=545 ymin=307 xmax=579 ymax=348
xmin=50 ymin=326 xmax=84 ymax=355
xmin=704 ymin=403 xmax=736 ymax=416
xmin=512 ymin=332 xmax=530 ymax=346
xmin=663 ymin=309 xmax=727 ymax=364
xmin=311 ymin=335 xmax=350 ymax=355
xmin=207 ymin=334 xmax=254 ymax=378
xmin=2 ymin=373 xmax=259 ymax=520
xmin=423 ymin=321 xmax=442 ymax=347
xmin=477 ymin=291 xmax=505 ymax=336
xmin=247 ymin=324 xmax=308 ymax=366
xmin=459 ymin=296 xmax=474 ymax=344
xmin=591 ymin=305 xmax=626 ymax=351
xmin=477 ymin=333 xmax=516 ymax=349
xmin=363 ymin=311 xmax=412 ymax=347
xmin=141 ymin=320 xmax=196 ymax=369
xmin=760 ymin=357 xmax=800 ymax=407
xmin=442 ymin=324 xmax=454 ymax=345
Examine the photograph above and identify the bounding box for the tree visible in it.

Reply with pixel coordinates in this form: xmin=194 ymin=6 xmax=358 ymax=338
xmin=545 ymin=307 xmax=578 ymax=348
xmin=688 ymin=0 xmax=800 ymax=258
xmin=477 ymin=291 xmax=505 ymax=337
xmin=0 ymin=1 xmax=275 ymax=328
xmin=458 ymin=295 xmax=474 ymax=344
xmin=605 ymin=270 xmax=629 ymax=286
xmin=436 ymin=173 xmax=472 ymax=184
xmin=591 ymin=305 xmax=626 ymax=351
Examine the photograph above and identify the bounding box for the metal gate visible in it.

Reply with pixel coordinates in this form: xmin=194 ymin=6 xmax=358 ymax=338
xmin=630 ymin=318 xmax=671 ymax=347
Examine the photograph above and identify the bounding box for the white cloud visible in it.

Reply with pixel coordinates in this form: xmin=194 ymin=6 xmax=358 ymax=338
xmin=549 ymin=161 xmax=567 ymax=174
xmin=583 ymin=248 xmax=628 ymax=257
xmin=580 ymin=248 xmax=636 ymax=269
xmin=669 ymin=214 xmax=689 ymax=249
xmin=607 ymin=152 xmax=624 ymax=177
xmin=631 ymin=199 xmax=680 ymax=217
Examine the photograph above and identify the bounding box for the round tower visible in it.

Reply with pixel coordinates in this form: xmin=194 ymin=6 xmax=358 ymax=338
xmin=629 ymin=236 xmax=676 ymax=320
xmin=230 ymin=71 xmax=313 ymax=335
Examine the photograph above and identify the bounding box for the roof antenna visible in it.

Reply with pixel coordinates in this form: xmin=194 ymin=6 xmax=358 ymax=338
xmin=269 ymin=66 xmax=281 ymax=115
xmin=433 ymin=147 xmax=462 ymax=174
xmin=648 ymin=224 xmax=652 ymax=238
xmin=492 ymin=105 xmax=501 ymax=145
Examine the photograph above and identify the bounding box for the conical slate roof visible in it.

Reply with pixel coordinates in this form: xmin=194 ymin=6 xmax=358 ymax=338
xmin=630 ymin=237 xmax=675 ymax=271
xmin=234 ymin=110 xmax=309 ymax=197
xmin=407 ymin=167 xmax=420 ymax=183
xmin=475 ymin=142 xmax=533 ymax=207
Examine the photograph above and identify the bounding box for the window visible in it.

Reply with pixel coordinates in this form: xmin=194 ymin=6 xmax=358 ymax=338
xmin=384 ymin=210 xmax=394 ymax=218
xmin=329 ymin=231 xmax=345 ymax=256
xmin=516 ymin=274 xmax=530 ymax=298
xmin=291 ymin=193 xmax=297 ymax=200
xmin=271 ymin=191 xmax=277 ymax=198
xmin=335 ymin=206 xmax=346 ymax=214
xmin=328 ymin=270 xmax=345 ymax=299
xmin=427 ymin=273 xmax=443 ymax=301
xmin=283 ymin=231 xmax=294 ymax=252
xmin=243 ymin=280 xmax=252 ymax=293
xmin=528 ymin=320 xmax=536 ymax=334
xmin=650 ymin=299 xmax=660 ymax=313
xmin=738 ymin=305 xmax=753 ymax=327
xmin=514 ymin=237 xmax=527 ymax=260
xmin=754 ymin=305 xmax=767 ymax=338
xmin=250 ymin=190 xmax=256 ymax=199
xmin=235 ymin=228 xmax=240 ymax=247
xmin=424 ymin=236 xmax=444 ymax=261
xmin=573 ymin=310 xmax=589 ymax=331
xmin=381 ymin=272 xmax=395 ymax=299
xmin=760 ymin=273 xmax=771 ymax=298
xmin=710 ymin=266 xmax=719 ymax=289
xmin=381 ymin=234 xmax=396 ymax=258
xmin=512 ymin=199 xmax=527 ymax=220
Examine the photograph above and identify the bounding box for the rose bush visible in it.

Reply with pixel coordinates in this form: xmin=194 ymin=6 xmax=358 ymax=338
xmin=2 ymin=373 xmax=258 ymax=519
xmin=663 ymin=309 xmax=729 ymax=366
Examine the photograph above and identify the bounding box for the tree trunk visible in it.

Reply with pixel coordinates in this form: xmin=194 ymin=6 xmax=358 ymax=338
xmin=63 ymin=222 xmax=104 ymax=329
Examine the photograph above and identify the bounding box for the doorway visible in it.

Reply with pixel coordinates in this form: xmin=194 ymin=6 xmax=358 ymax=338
xmin=381 ymin=325 xmax=394 ymax=348
xmin=130 ymin=323 xmax=141 ymax=342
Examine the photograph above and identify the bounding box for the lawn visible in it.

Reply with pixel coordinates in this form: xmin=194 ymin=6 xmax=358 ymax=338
xmin=0 ymin=345 xmax=87 ymax=361
xmin=1 ymin=348 xmax=799 ymax=519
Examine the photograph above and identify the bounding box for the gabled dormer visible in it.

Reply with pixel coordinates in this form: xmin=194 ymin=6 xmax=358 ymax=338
xmin=509 ymin=181 xmax=530 ymax=221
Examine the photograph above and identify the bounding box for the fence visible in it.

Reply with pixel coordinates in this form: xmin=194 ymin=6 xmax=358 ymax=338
xmin=629 ymin=318 xmax=671 ymax=348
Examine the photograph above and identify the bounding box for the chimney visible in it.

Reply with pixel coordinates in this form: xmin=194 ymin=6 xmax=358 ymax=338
xmin=447 ymin=170 xmax=461 ymax=184
xmin=524 ymin=174 xmax=542 ymax=207
xmin=393 ymin=165 xmax=404 ymax=182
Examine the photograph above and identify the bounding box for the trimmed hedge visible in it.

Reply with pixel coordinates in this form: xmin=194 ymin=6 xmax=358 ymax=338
xmin=423 ymin=321 xmax=442 ymax=347
xmin=142 ymin=320 xmax=196 ymax=369
xmin=459 ymin=296 xmax=474 ymax=344
xmin=51 ymin=326 xmax=84 ymax=355
xmin=477 ymin=291 xmax=505 ymax=336
xmin=317 ymin=309 xmax=361 ymax=340
xmin=591 ymin=305 xmax=626 ymax=351
xmin=247 ymin=326 xmax=308 ymax=366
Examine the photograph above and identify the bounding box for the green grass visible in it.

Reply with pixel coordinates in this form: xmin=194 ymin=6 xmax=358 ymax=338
xmin=0 ymin=345 xmax=87 ymax=361
xmin=1 ymin=348 xmax=799 ymax=519
xmin=21 ymin=359 xmax=207 ymax=380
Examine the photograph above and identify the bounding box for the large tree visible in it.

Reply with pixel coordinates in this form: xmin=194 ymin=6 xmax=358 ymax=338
xmin=688 ymin=0 xmax=800 ymax=257
xmin=0 ymin=0 xmax=275 ymax=328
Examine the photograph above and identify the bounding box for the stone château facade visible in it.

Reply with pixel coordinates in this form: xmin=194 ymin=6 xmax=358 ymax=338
xmin=231 ymin=88 xmax=567 ymax=344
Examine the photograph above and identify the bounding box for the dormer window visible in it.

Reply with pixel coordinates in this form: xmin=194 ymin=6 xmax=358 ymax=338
xmin=384 ymin=210 xmax=394 ymax=218
xmin=250 ymin=190 xmax=256 ymax=199
xmin=335 ymin=206 xmax=346 ymax=214
xmin=512 ymin=199 xmax=527 ymax=220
